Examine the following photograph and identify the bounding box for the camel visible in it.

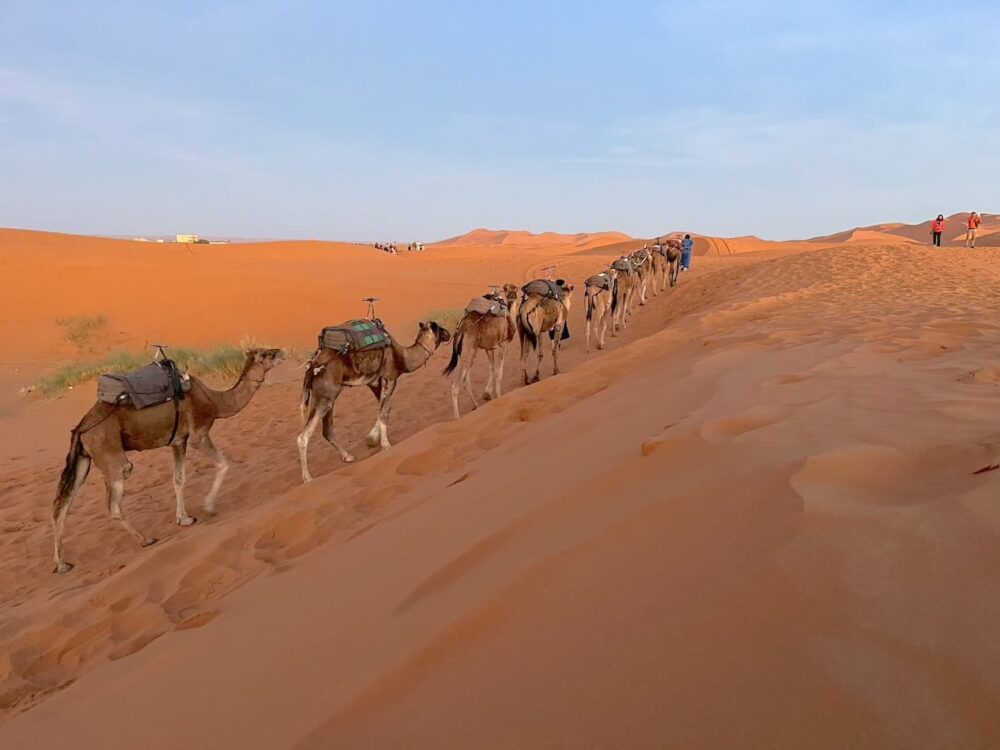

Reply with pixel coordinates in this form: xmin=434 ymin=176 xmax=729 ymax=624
xmin=631 ymin=247 xmax=653 ymax=307
xmin=664 ymin=239 xmax=683 ymax=287
xmin=584 ymin=269 xmax=617 ymax=353
xmin=297 ymin=320 xmax=450 ymax=482
xmin=443 ymin=284 xmax=521 ymax=419
xmin=51 ymin=348 xmax=285 ymax=573
xmin=518 ymin=280 xmax=574 ymax=384
xmin=649 ymin=243 xmax=667 ymax=294
xmin=611 ymin=257 xmax=637 ymax=333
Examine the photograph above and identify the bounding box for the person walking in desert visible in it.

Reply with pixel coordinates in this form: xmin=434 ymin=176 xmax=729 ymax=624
xmin=931 ymin=214 xmax=946 ymax=247
xmin=681 ymin=233 xmax=694 ymax=271
xmin=966 ymin=211 xmax=981 ymax=248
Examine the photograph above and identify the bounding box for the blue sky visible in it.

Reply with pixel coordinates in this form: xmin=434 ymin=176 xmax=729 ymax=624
xmin=1 ymin=1 xmax=998 ymax=241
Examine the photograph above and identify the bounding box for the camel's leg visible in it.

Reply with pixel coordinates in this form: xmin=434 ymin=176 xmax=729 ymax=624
xmin=366 ymin=383 xmax=383 ymax=447
xmin=51 ymin=453 xmax=91 ymax=573
xmin=370 ymin=379 xmax=397 ymax=449
xmin=463 ymin=348 xmax=480 ymax=408
xmin=598 ymin=307 xmax=608 ymax=349
xmin=494 ymin=342 xmax=507 ymax=399
xmin=298 ymin=397 xmax=333 ymax=482
xmin=482 ymin=348 xmax=496 ymax=401
xmin=585 ymin=302 xmax=593 ymax=353
xmin=449 ymin=374 xmax=462 ymax=420
xmin=533 ymin=333 xmax=544 ymax=383
xmin=171 ymin=439 xmax=197 ymax=526
xmin=309 ymin=388 xmax=353 ymax=463
xmin=104 ymin=467 xmax=157 ymax=548
xmin=192 ymin=434 xmax=229 ymax=515
xmin=297 ymin=399 xmax=322 ymax=482
xmin=520 ymin=331 xmax=534 ymax=386
xmin=551 ymin=323 xmax=564 ymax=375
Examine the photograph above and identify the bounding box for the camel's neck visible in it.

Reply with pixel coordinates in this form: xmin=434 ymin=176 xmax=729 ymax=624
xmin=203 ymin=365 xmax=267 ymax=418
xmin=393 ymin=331 xmax=435 ymax=373
xmin=507 ymin=295 xmax=522 ymax=320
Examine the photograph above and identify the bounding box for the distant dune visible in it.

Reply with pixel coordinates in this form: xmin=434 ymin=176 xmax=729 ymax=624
xmin=809 ymin=212 xmax=999 ymax=246
xmin=434 ymin=227 xmax=633 ymax=249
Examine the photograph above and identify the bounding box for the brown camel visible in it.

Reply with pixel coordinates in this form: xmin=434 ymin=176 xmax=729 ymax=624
xmin=51 ymin=348 xmax=286 ymax=573
xmin=584 ymin=269 xmax=617 ymax=353
xmin=649 ymin=243 xmax=667 ymax=294
xmin=631 ymin=247 xmax=653 ymax=307
xmin=611 ymin=257 xmax=636 ymax=333
xmin=297 ymin=321 xmax=450 ymax=482
xmin=666 ymin=239 xmax=683 ymax=287
xmin=518 ymin=281 xmax=574 ymax=384
xmin=443 ymin=284 xmax=521 ymax=419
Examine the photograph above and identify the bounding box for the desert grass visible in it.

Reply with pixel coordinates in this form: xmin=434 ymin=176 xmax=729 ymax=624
xmin=36 ymin=344 xmax=252 ymax=396
xmin=56 ymin=314 xmax=109 ymax=352
xmin=423 ymin=308 xmax=465 ymax=336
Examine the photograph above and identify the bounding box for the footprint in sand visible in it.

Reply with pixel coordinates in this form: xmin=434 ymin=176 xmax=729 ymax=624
xmin=700 ymin=405 xmax=792 ymax=443
xmin=790 ymin=442 xmax=989 ymax=510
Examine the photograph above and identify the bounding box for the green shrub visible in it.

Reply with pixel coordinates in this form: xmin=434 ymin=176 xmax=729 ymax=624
xmin=36 ymin=344 xmax=258 ymax=396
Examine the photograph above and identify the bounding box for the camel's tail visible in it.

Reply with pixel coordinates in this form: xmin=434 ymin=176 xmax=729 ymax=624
xmin=519 ymin=297 xmax=542 ymax=349
xmin=442 ymin=318 xmax=467 ymax=376
xmin=300 ymin=361 xmax=316 ymax=424
xmin=55 ymin=429 xmax=86 ymax=512
xmin=585 ymin=286 xmax=600 ymax=321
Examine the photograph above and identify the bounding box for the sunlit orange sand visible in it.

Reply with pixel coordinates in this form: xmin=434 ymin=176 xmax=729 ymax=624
xmin=2 ymin=223 xmax=1000 ymax=748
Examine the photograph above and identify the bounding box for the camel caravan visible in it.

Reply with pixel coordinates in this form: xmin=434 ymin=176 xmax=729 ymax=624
xmin=49 ymin=236 xmax=691 ymax=571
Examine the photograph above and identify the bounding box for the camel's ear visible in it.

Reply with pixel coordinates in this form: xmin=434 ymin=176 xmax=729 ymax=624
xmin=418 ymin=321 xmax=429 ymax=330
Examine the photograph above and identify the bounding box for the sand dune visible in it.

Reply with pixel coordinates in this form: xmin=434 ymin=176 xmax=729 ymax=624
xmin=3 ymin=227 xmax=1000 ymax=748
xmin=435 ymin=227 xmax=632 ymax=249
xmin=810 ymin=212 xmax=999 ymax=247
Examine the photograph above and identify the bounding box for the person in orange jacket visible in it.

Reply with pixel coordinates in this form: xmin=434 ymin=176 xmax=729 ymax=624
xmin=930 ymin=214 xmax=945 ymax=247
xmin=966 ymin=212 xmax=982 ymax=248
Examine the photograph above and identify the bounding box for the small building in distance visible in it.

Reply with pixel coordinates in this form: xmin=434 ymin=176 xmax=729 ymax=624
xmin=176 ymin=234 xmax=199 ymax=243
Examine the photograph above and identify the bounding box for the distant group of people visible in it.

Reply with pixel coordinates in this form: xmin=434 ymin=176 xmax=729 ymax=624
xmin=931 ymin=212 xmax=982 ymax=248
xmin=371 ymin=241 xmax=425 ymax=254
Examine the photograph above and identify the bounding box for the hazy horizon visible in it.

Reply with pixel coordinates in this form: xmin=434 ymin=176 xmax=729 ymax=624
xmin=2 ymin=1 xmax=998 ymax=241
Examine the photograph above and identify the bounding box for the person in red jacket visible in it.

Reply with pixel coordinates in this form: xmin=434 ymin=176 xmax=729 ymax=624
xmin=931 ymin=214 xmax=945 ymax=247
xmin=966 ymin=211 xmax=982 ymax=248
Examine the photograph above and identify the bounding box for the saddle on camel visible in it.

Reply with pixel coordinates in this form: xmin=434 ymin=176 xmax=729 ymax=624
xmin=97 ymin=347 xmax=190 ymax=410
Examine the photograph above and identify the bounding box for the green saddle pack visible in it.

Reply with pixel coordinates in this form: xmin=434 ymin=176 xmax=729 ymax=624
xmin=318 ymin=319 xmax=391 ymax=354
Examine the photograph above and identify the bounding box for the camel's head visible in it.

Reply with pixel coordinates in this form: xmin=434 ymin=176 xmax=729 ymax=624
xmin=245 ymin=347 xmax=285 ymax=372
xmin=502 ymin=283 xmax=519 ymax=304
xmin=557 ymin=281 xmax=575 ymax=298
xmin=420 ymin=321 xmax=451 ymax=347
xmin=606 ymin=267 xmax=618 ymax=281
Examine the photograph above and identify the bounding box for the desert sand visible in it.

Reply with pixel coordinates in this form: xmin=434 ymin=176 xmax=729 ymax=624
xmin=2 ymin=224 xmax=1000 ymax=748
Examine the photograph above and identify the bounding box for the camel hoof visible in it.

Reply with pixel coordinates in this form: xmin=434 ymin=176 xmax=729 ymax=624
xmin=365 ymin=435 xmax=380 ymax=448
xmin=531 ymin=375 xmax=541 ymax=384
xmin=597 ymin=343 xmax=605 ymax=350
xmin=342 ymin=454 xmax=356 ymax=463
xmin=202 ymin=508 xmax=217 ymax=518
xmin=177 ymin=515 xmax=198 ymax=527
xmin=141 ymin=537 xmax=159 ymax=548
xmin=481 ymin=392 xmax=493 ymax=402
xmin=53 ymin=561 xmax=74 ymax=574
